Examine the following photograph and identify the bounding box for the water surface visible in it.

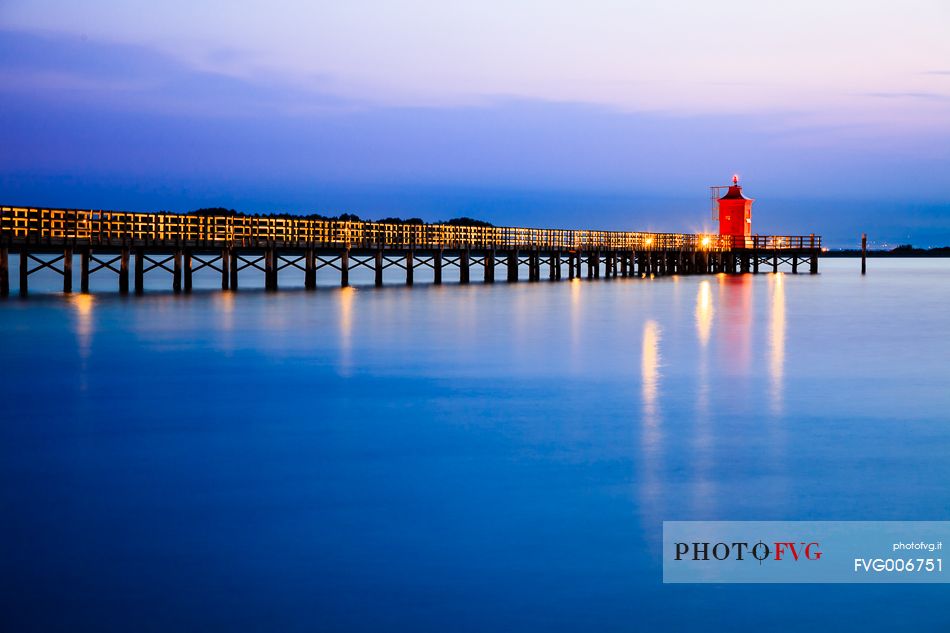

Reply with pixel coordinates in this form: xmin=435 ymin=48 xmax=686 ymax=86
xmin=2 ymin=259 xmax=949 ymax=632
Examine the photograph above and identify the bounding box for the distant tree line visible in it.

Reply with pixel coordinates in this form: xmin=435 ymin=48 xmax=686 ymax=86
xmin=188 ymin=208 xmax=493 ymax=227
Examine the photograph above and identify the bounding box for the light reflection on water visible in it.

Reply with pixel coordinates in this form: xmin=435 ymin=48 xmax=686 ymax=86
xmin=769 ymin=272 xmax=786 ymax=415
xmin=3 ymin=259 xmax=950 ymax=632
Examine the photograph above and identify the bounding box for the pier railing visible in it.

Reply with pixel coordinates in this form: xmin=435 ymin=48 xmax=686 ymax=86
xmin=0 ymin=206 xmax=820 ymax=251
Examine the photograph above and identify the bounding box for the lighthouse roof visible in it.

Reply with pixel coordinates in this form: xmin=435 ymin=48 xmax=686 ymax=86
xmin=719 ymin=185 xmax=752 ymax=201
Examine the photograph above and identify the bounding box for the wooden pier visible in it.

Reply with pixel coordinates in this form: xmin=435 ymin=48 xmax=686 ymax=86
xmin=0 ymin=206 xmax=821 ymax=296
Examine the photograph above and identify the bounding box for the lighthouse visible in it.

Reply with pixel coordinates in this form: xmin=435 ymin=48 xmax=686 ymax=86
xmin=718 ymin=175 xmax=753 ymax=247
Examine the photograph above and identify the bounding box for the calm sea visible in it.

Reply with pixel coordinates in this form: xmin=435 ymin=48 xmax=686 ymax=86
xmin=2 ymin=259 xmax=948 ymax=632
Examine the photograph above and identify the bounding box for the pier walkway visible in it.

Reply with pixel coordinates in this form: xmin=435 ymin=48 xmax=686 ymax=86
xmin=0 ymin=206 xmax=821 ymax=295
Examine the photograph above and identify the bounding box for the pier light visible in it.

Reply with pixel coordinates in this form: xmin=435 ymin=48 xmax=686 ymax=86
xmin=701 ymin=236 xmax=711 ymax=248
xmin=645 ymin=237 xmax=654 ymax=247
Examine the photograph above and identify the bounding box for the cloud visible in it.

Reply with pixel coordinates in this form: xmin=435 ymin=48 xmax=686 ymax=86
xmin=0 ymin=29 xmax=352 ymax=117
xmin=863 ymin=91 xmax=950 ymax=101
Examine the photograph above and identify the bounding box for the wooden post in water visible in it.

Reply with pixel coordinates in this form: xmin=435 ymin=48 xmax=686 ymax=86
xmin=434 ymin=249 xmax=443 ymax=285
xmin=134 ymin=247 xmax=144 ymax=294
xmin=63 ymin=247 xmax=73 ymax=293
xmin=507 ymin=250 xmax=518 ymax=282
xmin=263 ymin=248 xmax=274 ymax=291
xmin=484 ymin=250 xmax=494 ymax=283
xmin=19 ymin=250 xmax=28 ymax=296
xmin=173 ymin=249 xmax=182 ymax=293
xmin=406 ymin=251 xmax=414 ymax=286
xmin=229 ymin=249 xmax=239 ymax=290
xmin=119 ymin=247 xmax=130 ymax=294
xmin=183 ymin=250 xmax=193 ymax=293
xmin=81 ymin=248 xmax=90 ymax=293
xmin=460 ymin=249 xmax=470 ymax=284
xmin=861 ymin=233 xmax=867 ymax=275
xmin=222 ymin=248 xmax=231 ymax=290
xmin=374 ymin=249 xmax=384 ymax=287
xmin=0 ymin=246 xmax=8 ymax=296
xmin=340 ymin=249 xmax=349 ymax=287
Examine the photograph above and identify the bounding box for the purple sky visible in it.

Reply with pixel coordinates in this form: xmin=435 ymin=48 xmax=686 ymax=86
xmin=2 ymin=1 xmax=949 ymax=245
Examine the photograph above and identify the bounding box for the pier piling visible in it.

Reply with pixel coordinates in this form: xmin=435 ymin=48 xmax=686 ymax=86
xmin=460 ymin=249 xmax=470 ymax=284
xmin=63 ymin=247 xmax=72 ymax=293
xmin=0 ymin=246 xmax=8 ymax=296
xmin=81 ymin=249 xmax=90 ymax=293
xmin=861 ymin=233 xmax=867 ymax=275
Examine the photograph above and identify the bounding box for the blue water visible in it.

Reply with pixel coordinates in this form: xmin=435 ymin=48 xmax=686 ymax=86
xmin=2 ymin=259 xmax=949 ymax=632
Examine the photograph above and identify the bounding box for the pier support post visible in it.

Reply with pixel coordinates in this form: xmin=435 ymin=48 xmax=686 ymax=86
xmin=507 ymin=250 xmax=518 ymax=282
xmin=0 ymin=246 xmax=8 ymax=297
xmin=528 ymin=251 xmax=538 ymax=282
xmin=229 ymin=249 xmax=239 ymax=290
xmin=81 ymin=248 xmax=90 ymax=293
xmin=485 ymin=250 xmax=494 ymax=283
xmin=772 ymin=252 xmax=778 ymax=274
xmin=375 ymin=249 xmax=384 ymax=287
xmin=134 ymin=247 xmax=144 ymax=294
xmin=119 ymin=247 xmax=130 ymax=294
xmin=264 ymin=248 xmax=277 ymax=291
xmin=340 ymin=249 xmax=349 ymax=287
xmin=183 ymin=250 xmax=193 ymax=293
xmin=810 ymin=251 xmax=818 ymax=274
xmin=173 ymin=249 xmax=182 ymax=293
xmin=548 ymin=253 xmax=556 ymax=280
xmin=753 ymin=252 xmax=760 ymax=274
xmin=303 ymin=248 xmax=315 ymax=290
xmin=19 ymin=250 xmax=28 ymax=296
xmin=63 ymin=247 xmax=73 ymax=293
xmin=792 ymin=256 xmax=799 ymax=274
xmin=406 ymin=251 xmax=414 ymax=286
xmin=861 ymin=233 xmax=867 ymax=275
xmin=620 ymin=253 xmax=628 ymax=277
xmin=434 ymin=249 xmax=443 ymax=285
xmin=222 ymin=248 xmax=231 ymax=290
xmin=460 ymin=249 xmax=470 ymax=284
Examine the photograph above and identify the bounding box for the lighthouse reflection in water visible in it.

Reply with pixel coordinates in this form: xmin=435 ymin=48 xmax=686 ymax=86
xmin=2 ymin=259 xmax=950 ymax=632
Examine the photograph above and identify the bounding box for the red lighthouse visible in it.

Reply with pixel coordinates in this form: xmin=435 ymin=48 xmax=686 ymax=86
xmin=717 ymin=175 xmax=753 ymax=247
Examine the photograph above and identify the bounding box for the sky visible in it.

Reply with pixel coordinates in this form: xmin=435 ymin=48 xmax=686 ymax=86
xmin=2 ymin=0 xmax=949 ymax=245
